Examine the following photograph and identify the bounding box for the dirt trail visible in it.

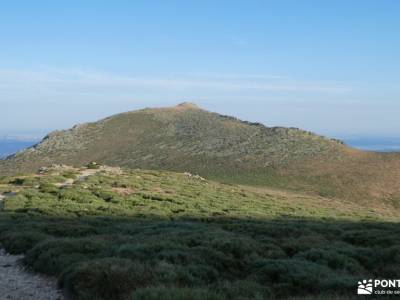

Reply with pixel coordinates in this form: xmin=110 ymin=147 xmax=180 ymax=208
xmin=0 ymin=250 xmax=63 ymax=300
xmin=0 ymin=165 xmax=123 ymax=299
xmin=54 ymin=168 xmax=99 ymax=188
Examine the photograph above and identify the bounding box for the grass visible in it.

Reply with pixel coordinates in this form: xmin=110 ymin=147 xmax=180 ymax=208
xmin=0 ymin=167 xmax=399 ymax=299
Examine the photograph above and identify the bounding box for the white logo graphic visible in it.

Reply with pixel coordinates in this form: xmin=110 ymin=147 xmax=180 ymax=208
xmin=358 ymin=279 xmax=373 ymax=295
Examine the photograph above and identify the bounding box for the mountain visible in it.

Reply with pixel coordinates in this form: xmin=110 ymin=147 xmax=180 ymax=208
xmin=1 ymin=102 xmax=400 ymax=203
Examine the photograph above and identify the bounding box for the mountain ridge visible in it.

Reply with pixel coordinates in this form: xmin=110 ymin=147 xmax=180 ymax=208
xmin=1 ymin=103 xmax=399 ymax=204
xmin=1 ymin=102 xmax=346 ymax=168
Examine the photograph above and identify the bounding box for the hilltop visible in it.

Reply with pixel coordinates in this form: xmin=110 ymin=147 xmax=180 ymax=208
xmin=0 ymin=102 xmax=345 ymax=172
xmin=1 ymin=103 xmax=400 ymax=204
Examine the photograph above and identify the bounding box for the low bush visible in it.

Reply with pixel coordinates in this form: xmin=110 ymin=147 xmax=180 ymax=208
xmin=93 ymin=189 xmax=124 ymax=203
xmin=61 ymin=171 xmax=78 ymax=179
xmin=281 ymin=235 xmax=329 ymax=256
xmin=42 ymin=223 xmax=98 ymax=237
xmin=62 ymin=258 xmax=152 ymax=300
xmin=253 ymin=259 xmax=353 ymax=297
xmin=57 ymin=188 xmax=98 ymax=204
xmin=131 ymin=287 xmax=224 ymax=300
xmin=10 ymin=177 xmax=28 ymax=185
xmin=87 ymin=162 xmax=100 ymax=169
xmin=295 ymin=248 xmax=364 ymax=274
xmin=24 ymin=237 xmax=107 ymax=275
xmin=0 ymin=230 xmax=50 ymax=254
xmin=216 ymin=280 xmax=270 ymax=300
xmin=39 ymin=183 xmax=59 ymax=194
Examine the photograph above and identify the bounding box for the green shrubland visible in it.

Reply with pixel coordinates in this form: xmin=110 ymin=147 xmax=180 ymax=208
xmin=0 ymin=167 xmax=398 ymax=299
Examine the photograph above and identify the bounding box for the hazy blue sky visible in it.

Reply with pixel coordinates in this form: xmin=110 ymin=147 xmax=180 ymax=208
xmin=1 ymin=0 xmax=399 ymax=138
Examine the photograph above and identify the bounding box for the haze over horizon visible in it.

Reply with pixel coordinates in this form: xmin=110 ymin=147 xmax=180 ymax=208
xmin=1 ymin=1 xmax=400 ymax=138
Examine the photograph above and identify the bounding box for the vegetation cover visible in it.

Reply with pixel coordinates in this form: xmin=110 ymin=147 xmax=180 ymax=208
xmin=0 ymin=166 xmax=399 ymax=299
xmin=2 ymin=103 xmax=400 ymax=205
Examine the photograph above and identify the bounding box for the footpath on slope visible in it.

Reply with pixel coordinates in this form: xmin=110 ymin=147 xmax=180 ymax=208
xmin=0 ymin=165 xmax=113 ymax=300
xmin=0 ymin=250 xmax=63 ymax=300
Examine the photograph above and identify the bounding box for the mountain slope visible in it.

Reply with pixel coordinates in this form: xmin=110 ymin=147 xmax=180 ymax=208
xmin=1 ymin=166 xmax=398 ymax=299
xmin=0 ymin=102 xmax=346 ymax=171
xmin=1 ymin=102 xmax=400 ymax=203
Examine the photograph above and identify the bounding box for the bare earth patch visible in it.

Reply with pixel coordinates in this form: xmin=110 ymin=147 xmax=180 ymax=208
xmin=111 ymin=187 xmax=136 ymax=195
xmin=0 ymin=249 xmax=63 ymax=300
